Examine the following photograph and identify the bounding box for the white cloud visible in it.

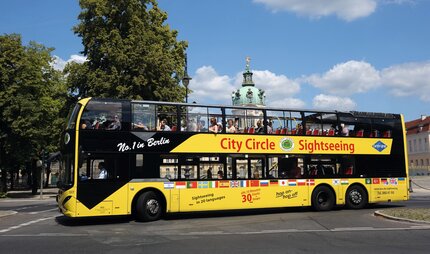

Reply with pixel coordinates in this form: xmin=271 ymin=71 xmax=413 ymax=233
xmin=306 ymin=60 xmax=381 ymax=96
xmin=270 ymin=97 xmax=306 ymax=109
xmin=253 ymin=0 xmax=377 ymax=21
xmin=51 ymin=54 xmax=87 ymax=71
xmin=189 ymin=66 xmax=305 ymax=108
xmin=381 ymin=62 xmax=430 ymax=101
xmin=188 ymin=66 xmax=236 ymax=104
xmin=312 ymin=94 xmax=357 ymax=111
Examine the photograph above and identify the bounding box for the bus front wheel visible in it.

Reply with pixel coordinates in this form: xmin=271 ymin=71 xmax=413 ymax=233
xmin=136 ymin=191 xmax=163 ymax=222
xmin=312 ymin=186 xmax=335 ymax=211
xmin=345 ymin=185 xmax=368 ymax=209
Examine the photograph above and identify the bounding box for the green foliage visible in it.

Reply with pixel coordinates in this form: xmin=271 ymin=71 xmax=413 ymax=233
xmin=0 ymin=34 xmax=67 ymax=190
xmin=67 ymin=0 xmax=188 ymax=101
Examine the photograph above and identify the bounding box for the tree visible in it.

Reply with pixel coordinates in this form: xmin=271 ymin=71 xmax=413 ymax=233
xmin=67 ymin=0 xmax=188 ymax=101
xmin=0 ymin=34 xmax=67 ymax=192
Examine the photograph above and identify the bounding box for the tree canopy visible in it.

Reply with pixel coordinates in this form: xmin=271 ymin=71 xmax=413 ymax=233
xmin=0 ymin=34 xmax=67 ymax=191
xmin=67 ymin=0 xmax=188 ymax=101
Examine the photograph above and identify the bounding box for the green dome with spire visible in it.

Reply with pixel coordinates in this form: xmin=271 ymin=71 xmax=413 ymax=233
xmin=232 ymin=57 xmax=265 ymax=106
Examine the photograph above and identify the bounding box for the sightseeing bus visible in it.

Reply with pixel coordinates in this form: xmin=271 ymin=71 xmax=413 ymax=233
xmin=57 ymin=97 xmax=409 ymax=221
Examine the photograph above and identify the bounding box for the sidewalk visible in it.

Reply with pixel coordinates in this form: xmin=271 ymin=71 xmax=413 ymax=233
xmin=0 ymin=188 xmax=58 ymax=218
xmin=4 ymin=188 xmax=58 ymax=200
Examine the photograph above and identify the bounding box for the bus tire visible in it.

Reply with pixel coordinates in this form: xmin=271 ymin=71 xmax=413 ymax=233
xmin=345 ymin=185 xmax=368 ymax=209
xmin=135 ymin=191 xmax=163 ymax=222
xmin=312 ymin=185 xmax=335 ymax=211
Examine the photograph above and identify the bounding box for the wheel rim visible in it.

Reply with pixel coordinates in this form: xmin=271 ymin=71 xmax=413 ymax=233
xmin=349 ymin=189 xmax=362 ymax=205
xmin=317 ymin=191 xmax=329 ymax=206
xmin=146 ymin=199 xmax=160 ymax=215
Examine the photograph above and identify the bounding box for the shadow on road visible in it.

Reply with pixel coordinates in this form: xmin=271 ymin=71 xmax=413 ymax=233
xmin=54 ymin=203 xmax=406 ymax=226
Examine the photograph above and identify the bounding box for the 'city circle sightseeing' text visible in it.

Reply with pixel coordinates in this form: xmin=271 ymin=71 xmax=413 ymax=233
xmin=219 ymin=137 xmax=355 ymax=154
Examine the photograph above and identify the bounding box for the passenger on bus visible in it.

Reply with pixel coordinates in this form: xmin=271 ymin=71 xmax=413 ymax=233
xmin=158 ymin=119 xmax=171 ymax=131
xmin=267 ymin=121 xmax=273 ymax=134
xmin=255 ymin=120 xmax=264 ymax=134
xmin=207 ymin=168 xmax=213 ymax=179
xmin=98 ymin=162 xmax=108 ymax=179
xmin=341 ymin=123 xmax=349 ymax=136
xmin=253 ymin=169 xmax=260 ymax=179
xmin=198 ymin=120 xmax=207 ymax=132
xmin=217 ymin=170 xmax=224 ymax=179
xmin=226 ymin=119 xmax=236 ymax=133
xmin=107 ymin=115 xmax=121 ymax=130
xmin=133 ymin=121 xmax=148 ymax=130
xmin=209 ymin=117 xmax=219 ymax=133
xmin=187 ymin=118 xmax=198 ymax=131
xmin=296 ymin=123 xmax=303 ymax=135
xmin=217 ymin=122 xmax=223 ymax=133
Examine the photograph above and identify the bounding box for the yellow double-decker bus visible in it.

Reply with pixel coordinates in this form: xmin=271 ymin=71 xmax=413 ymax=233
xmin=57 ymin=98 xmax=409 ymax=221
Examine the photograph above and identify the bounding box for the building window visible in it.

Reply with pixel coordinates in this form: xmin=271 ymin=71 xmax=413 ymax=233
xmin=409 ymin=140 xmax=413 ymax=152
xmin=414 ymin=140 xmax=417 ymax=152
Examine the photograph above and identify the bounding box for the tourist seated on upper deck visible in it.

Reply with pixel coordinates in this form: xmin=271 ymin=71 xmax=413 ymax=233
xmin=198 ymin=120 xmax=207 ymax=132
xmin=341 ymin=123 xmax=349 ymax=136
xmin=158 ymin=119 xmax=171 ymax=131
xmin=132 ymin=121 xmax=148 ymax=130
xmin=226 ymin=119 xmax=236 ymax=133
xmin=187 ymin=118 xmax=198 ymax=132
xmin=266 ymin=121 xmax=273 ymax=134
xmin=255 ymin=120 xmax=264 ymax=134
xmin=209 ymin=117 xmax=218 ymax=133
xmin=107 ymin=115 xmax=121 ymax=130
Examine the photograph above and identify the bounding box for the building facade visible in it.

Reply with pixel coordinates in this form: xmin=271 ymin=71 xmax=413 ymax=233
xmin=406 ymin=115 xmax=430 ymax=172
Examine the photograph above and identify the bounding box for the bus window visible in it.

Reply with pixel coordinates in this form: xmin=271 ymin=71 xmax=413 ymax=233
xmin=160 ymin=155 xmax=178 ymax=180
xmin=320 ymin=113 xmax=338 ymax=136
xmin=267 ymin=156 xmax=279 ymax=178
xmin=225 ymin=108 xmax=241 ymax=133
xmin=338 ymin=156 xmax=355 ymax=176
xmin=208 ymin=107 xmax=223 ymax=133
xmin=199 ymin=156 xmax=222 ymax=179
xmin=132 ymin=103 xmax=156 ymax=131
xmin=67 ymin=104 xmax=81 ymax=130
xmin=245 ymin=109 xmax=264 ymax=134
xmin=305 ymin=156 xmax=336 ymax=177
xmin=304 ymin=112 xmax=323 ymax=136
xmin=288 ymin=111 xmax=303 ymax=135
xmin=157 ymin=105 xmax=177 ymax=132
xmin=279 ymin=156 xmax=303 ymax=178
xmin=266 ymin=110 xmax=284 ymax=134
xmin=181 ymin=165 xmax=197 ymax=179
xmin=81 ymin=100 xmax=123 ymax=130
xmin=187 ymin=106 xmax=209 ymax=132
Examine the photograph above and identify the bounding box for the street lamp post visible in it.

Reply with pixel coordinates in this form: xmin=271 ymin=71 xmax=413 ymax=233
xmin=182 ymin=53 xmax=192 ymax=103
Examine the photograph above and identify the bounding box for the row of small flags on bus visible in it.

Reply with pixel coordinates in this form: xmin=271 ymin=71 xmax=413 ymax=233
xmin=163 ymin=177 xmax=406 ymax=189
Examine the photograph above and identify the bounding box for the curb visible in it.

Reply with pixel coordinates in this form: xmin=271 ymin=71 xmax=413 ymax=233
xmin=374 ymin=210 xmax=430 ymax=225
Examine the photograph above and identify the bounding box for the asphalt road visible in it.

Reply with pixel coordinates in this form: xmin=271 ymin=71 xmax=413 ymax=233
xmin=1 ymin=182 xmax=430 ymax=254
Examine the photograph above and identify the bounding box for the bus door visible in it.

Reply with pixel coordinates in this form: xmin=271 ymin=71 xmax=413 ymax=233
xmin=76 ymin=154 xmax=130 ymax=216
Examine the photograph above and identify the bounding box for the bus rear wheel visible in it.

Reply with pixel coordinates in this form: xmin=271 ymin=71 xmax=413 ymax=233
xmin=312 ymin=186 xmax=335 ymax=211
xmin=346 ymin=185 xmax=368 ymax=209
xmin=136 ymin=191 xmax=163 ymax=222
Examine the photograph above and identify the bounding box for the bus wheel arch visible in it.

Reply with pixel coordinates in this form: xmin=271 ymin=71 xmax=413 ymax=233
xmin=345 ymin=184 xmax=368 ymax=209
xmin=133 ymin=188 xmax=166 ymax=222
xmin=311 ymin=184 xmax=336 ymax=211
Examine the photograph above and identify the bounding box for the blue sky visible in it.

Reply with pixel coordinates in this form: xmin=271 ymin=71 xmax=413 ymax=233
xmin=1 ymin=0 xmax=429 ymax=121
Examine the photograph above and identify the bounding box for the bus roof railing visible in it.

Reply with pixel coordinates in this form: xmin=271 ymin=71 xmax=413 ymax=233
xmin=83 ymin=97 xmax=400 ymax=118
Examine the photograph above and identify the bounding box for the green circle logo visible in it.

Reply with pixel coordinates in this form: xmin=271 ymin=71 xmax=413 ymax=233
xmin=280 ymin=137 xmax=294 ymax=152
